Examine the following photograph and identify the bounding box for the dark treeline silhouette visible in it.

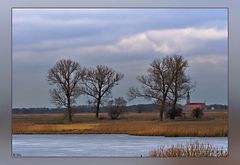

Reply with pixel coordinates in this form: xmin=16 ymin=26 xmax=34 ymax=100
xmin=12 ymin=104 xmax=159 ymax=114
xmin=205 ymin=104 xmax=228 ymax=110
xmin=12 ymin=104 xmax=227 ymax=114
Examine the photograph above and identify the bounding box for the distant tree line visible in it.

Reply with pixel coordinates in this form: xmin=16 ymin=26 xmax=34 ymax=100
xmin=12 ymin=103 xmax=228 ymax=115
xmin=12 ymin=104 xmax=159 ymax=114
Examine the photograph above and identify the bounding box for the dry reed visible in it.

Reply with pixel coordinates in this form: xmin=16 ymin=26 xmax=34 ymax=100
xmin=12 ymin=112 xmax=227 ymax=136
xmin=149 ymin=140 xmax=228 ymax=157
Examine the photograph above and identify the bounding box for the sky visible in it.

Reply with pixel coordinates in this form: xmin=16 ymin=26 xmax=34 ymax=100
xmin=12 ymin=9 xmax=228 ymax=108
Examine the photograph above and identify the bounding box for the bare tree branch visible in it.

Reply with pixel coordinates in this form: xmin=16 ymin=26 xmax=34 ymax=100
xmin=80 ymin=65 xmax=124 ymax=118
xmin=128 ymin=56 xmax=192 ymax=121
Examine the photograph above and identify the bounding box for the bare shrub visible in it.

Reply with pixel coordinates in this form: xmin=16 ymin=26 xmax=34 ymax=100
xmin=191 ymin=108 xmax=204 ymax=118
xmin=107 ymin=97 xmax=127 ymax=120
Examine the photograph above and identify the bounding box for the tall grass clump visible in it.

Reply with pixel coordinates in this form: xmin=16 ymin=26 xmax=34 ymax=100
xmin=149 ymin=141 xmax=228 ymax=157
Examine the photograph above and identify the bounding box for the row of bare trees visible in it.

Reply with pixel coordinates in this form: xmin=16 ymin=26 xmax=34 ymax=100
xmin=47 ymin=55 xmax=193 ymax=122
xmin=47 ymin=59 xmax=123 ymax=122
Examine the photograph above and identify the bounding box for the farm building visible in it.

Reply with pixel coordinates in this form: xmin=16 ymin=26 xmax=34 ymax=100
xmin=184 ymin=92 xmax=205 ymax=111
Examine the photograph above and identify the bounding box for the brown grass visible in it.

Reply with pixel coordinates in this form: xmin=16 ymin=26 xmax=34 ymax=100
xmin=149 ymin=140 xmax=228 ymax=157
xmin=12 ymin=112 xmax=227 ymax=137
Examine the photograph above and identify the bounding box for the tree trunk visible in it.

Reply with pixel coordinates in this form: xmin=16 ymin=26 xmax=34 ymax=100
xmin=96 ymin=99 xmax=100 ymax=118
xmin=67 ymin=96 xmax=72 ymax=122
xmin=96 ymin=106 xmax=99 ymax=118
xmin=68 ymin=106 xmax=72 ymax=122
xmin=172 ymin=70 xmax=178 ymax=120
xmin=159 ymin=102 xmax=165 ymax=121
xmin=171 ymin=99 xmax=177 ymax=120
xmin=159 ymin=95 xmax=168 ymax=121
xmin=160 ymin=110 xmax=163 ymax=121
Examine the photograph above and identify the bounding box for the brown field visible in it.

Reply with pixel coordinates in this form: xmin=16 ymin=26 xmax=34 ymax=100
xmin=12 ymin=111 xmax=227 ymax=137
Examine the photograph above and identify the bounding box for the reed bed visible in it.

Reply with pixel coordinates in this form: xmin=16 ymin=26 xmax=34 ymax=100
xmin=149 ymin=141 xmax=228 ymax=157
xmin=13 ymin=121 xmax=99 ymax=134
xmin=93 ymin=121 xmax=227 ymax=137
xmin=13 ymin=114 xmax=227 ymax=136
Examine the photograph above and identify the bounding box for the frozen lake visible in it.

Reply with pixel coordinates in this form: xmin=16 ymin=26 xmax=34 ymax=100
xmin=12 ymin=134 xmax=228 ymax=157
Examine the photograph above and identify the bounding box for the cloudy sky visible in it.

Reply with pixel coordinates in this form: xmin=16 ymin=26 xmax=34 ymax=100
xmin=12 ymin=9 xmax=228 ymax=108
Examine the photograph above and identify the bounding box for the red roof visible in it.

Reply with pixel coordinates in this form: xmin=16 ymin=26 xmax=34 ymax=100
xmin=184 ymin=103 xmax=205 ymax=111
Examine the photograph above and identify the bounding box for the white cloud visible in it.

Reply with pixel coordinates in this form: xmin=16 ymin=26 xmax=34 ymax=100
xmin=118 ymin=27 xmax=227 ymax=54
xmin=13 ymin=27 xmax=228 ymax=71
xmin=77 ymin=27 xmax=227 ymax=55
xmin=15 ymin=27 xmax=227 ymax=57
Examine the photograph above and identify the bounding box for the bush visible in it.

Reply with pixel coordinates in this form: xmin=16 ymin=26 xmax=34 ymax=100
xmin=167 ymin=108 xmax=183 ymax=119
xmin=149 ymin=141 xmax=227 ymax=157
xmin=107 ymin=97 xmax=127 ymax=120
xmin=191 ymin=108 xmax=203 ymax=118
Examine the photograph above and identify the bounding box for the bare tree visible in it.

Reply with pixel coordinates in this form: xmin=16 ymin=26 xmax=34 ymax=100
xmin=47 ymin=59 xmax=84 ymax=122
xmin=107 ymin=97 xmax=127 ymax=120
xmin=80 ymin=65 xmax=124 ymax=118
xmin=128 ymin=57 xmax=175 ymax=121
xmin=168 ymin=55 xmax=195 ymax=119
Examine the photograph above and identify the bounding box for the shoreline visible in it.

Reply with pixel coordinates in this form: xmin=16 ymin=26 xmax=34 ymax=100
xmin=12 ymin=132 xmax=228 ymax=137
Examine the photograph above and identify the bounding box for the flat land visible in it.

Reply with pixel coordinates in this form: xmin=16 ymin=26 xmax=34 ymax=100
xmin=12 ymin=111 xmax=227 ymax=137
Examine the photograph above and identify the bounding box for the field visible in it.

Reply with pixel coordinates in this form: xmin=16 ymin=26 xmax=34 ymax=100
xmin=12 ymin=111 xmax=227 ymax=137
